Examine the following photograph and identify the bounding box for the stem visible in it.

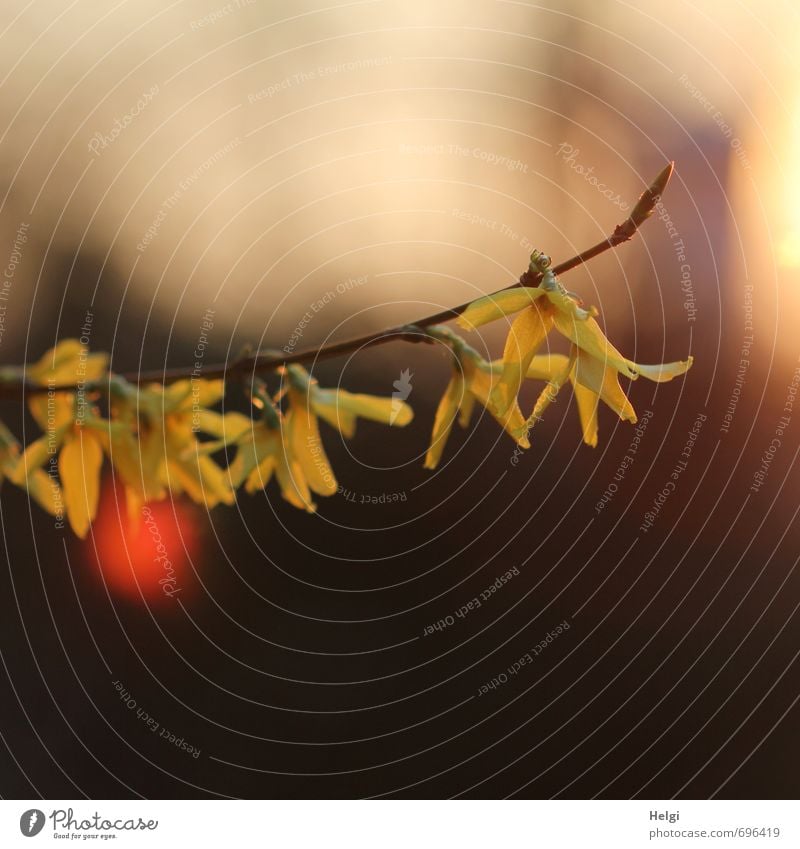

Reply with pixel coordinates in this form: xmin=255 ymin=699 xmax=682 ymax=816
xmin=3 ymin=162 xmax=673 ymax=398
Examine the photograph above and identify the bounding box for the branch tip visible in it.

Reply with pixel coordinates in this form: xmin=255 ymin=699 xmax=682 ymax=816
xmin=630 ymin=161 xmax=674 ymax=227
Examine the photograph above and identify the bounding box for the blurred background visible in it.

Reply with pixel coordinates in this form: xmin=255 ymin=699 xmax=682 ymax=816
xmin=1 ymin=0 xmax=799 ymax=798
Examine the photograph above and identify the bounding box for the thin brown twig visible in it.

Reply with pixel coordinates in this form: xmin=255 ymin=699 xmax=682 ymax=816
xmin=2 ymin=162 xmax=673 ymax=398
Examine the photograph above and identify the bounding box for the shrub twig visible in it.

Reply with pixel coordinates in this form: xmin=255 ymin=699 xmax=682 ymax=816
xmin=1 ymin=162 xmax=673 ymax=398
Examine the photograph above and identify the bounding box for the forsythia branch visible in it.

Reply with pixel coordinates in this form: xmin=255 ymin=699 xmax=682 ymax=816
xmin=0 ymin=163 xmax=674 ymax=397
xmin=0 ymin=161 xmax=693 ymax=538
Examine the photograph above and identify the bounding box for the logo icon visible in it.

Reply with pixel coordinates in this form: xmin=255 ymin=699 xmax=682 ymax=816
xmin=391 ymin=369 xmax=413 ymax=424
xmin=19 ymin=809 xmax=45 ymax=837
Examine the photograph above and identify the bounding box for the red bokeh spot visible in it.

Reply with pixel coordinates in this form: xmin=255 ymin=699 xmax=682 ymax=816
xmin=91 ymin=482 xmax=199 ymax=602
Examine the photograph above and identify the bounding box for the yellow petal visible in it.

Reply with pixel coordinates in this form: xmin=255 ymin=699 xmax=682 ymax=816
xmin=458 ymin=392 xmax=476 ymax=428
xmin=139 ymin=380 xmax=210 ymax=419
xmin=630 ymin=357 xmax=693 ymax=382
xmin=228 ymin=424 xmax=278 ymax=488
xmin=390 ymin=400 xmax=414 ymax=426
xmin=336 ymin=393 xmax=397 ymax=423
xmin=26 ymin=469 xmax=62 ymax=516
xmin=244 ymin=455 xmax=276 ymax=494
xmin=193 ymin=410 xmax=252 ymax=440
xmin=573 ymin=349 xmax=637 ymax=423
xmin=424 ymin=374 xmax=464 ymax=470
xmin=191 ymin=439 xmax=226 ymax=457
xmin=28 ymin=392 xmax=75 ymax=432
xmin=312 ymin=389 xmax=413 ymax=435
xmin=343 ymin=393 xmax=397 ymax=424
xmin=523 ymin=352 xmax=604 ymax=446
xmin=544 ymin=288 xmax=593 ymax=321
xmin=528 ymin=348 xmax=576 ymax=425
xmin=0 ymin=419 xmax=17 ymax=453
xmin=286 ymin=400 xmax=337 ymax=496
xmin=109 ymin=427 xmax=166 ymax=502
xmin=457 ymin=287 xmax=546 ymax=330
xmin=197 ymin=454 xmax=236 ymax=505
xmin=168 ymin=378 xmax=226 ymax=411
xmin=524 ymin=353 xmax=572 ymax=382
xmin=467 ymin=364 xmax=530 ymax=448
xmin=311 ymin=390 xmax=358 ymax=439
xmin=28 ymin=340 xmax=108 ymax=386
xmin=274 ymin=454 xmax=316 ymax=512
xmin=157 ymin=381 xmax=193 ymax=411
xmin=59 ymin=431 xmax=104 ymax=538
xmin=164 ymin=415 xmax=234 ymax=507
xmin=8 ymin=431 xmax=65 ymax=484
xmin=27 ymin=339 xmax=82 ymax=383
xmin=27 ymin=340 xmax=109 ymax=386
xmin=572 ymin=382 xmax=600 ymax=447
xmin=493 ymin=303 xmax=553 ymax=415
xmin=166 ymin=453 xmax=234 ymax=507
xmin=553 ymin=310 xmax=635 ymax=378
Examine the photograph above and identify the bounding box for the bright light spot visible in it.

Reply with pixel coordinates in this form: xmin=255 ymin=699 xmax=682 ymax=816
xmin=779 ymin=232 xmax=800 ymax=267
xmin=779 ymin=95 xmax=800 ymax=267
xmin=91 ymin=482 xmax=199 ymax=602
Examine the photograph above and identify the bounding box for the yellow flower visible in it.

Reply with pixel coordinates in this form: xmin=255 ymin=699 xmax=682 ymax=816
xmin=0 ymin=421 xmax=20 ymax=481
xmin=205 ymin=397 xmax=316 ymax=512
xmin=523 ymin=349 xmax=693 ymax=447
xmin=280 ymin=364 xmax=414 ymax=438
xmin=24 ymin=338 xmax=108 ymax=387
xmin=458 ymin=250 xmax=693 ymax=423
xmin=222 ymin=414 xmax=318 ymax=513
xmin=205 ymin=365 xmax=415 ymax=512
xmin=0 ymin=419 xmax=62 ymax=518
xmin=108 ymin=377 xmax=234 ymax=525
xmin=1 ymin=338 xmax=112 ymax=535
xmin=284 ymin=363 xmax=415 ymax=495
xmin=283 ymin=369 xmax=339 ymax=499
xmin=424 ymin=326 xmax=530 ymax=470
xmin=10 ymin=391 xmax=106 ymax=538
